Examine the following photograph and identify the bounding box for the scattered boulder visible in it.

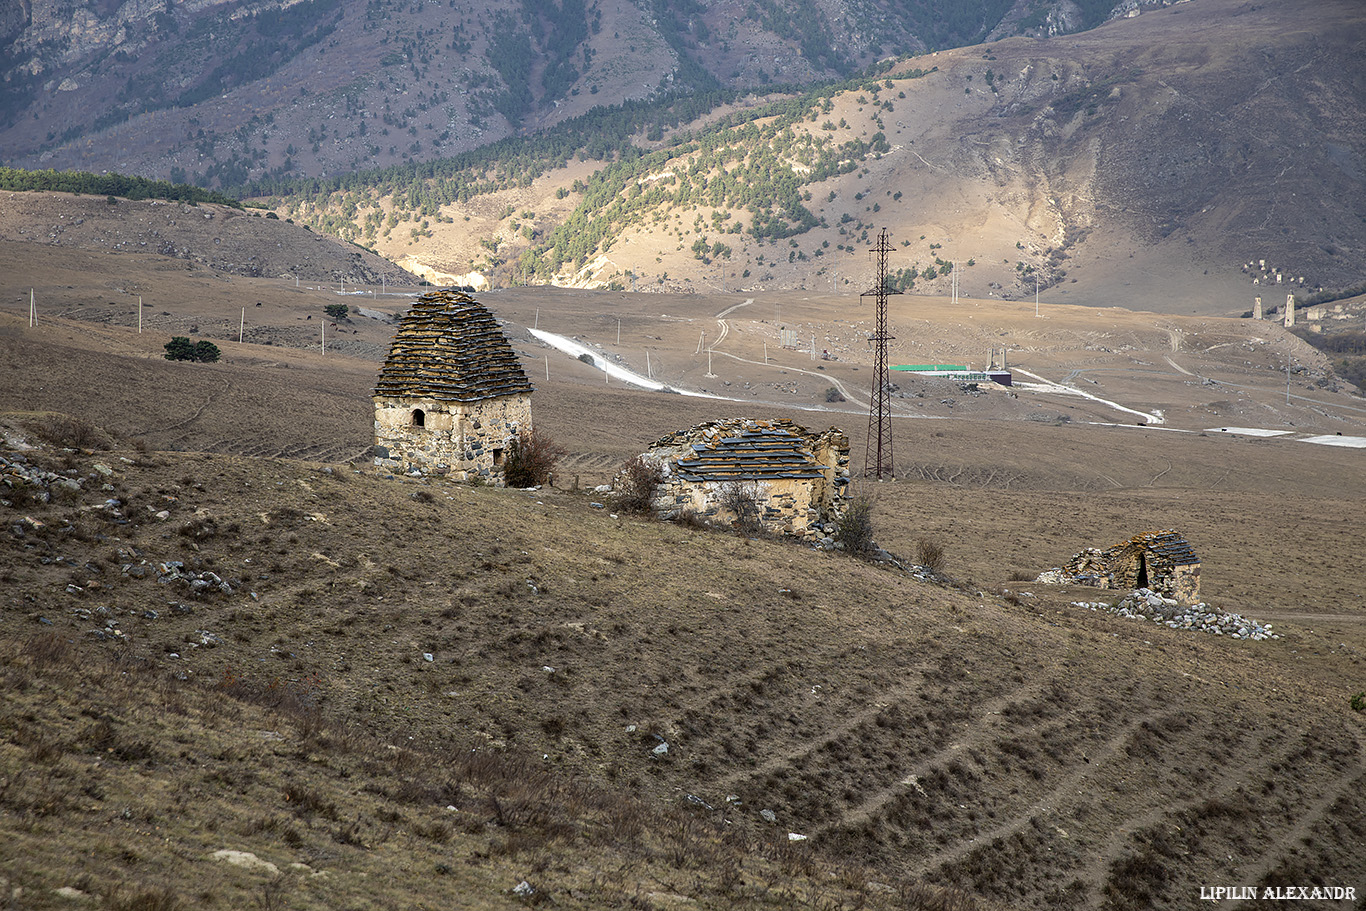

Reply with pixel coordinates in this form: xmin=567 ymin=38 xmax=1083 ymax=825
xmin=209 ymin=849 xmax=279 ymax=875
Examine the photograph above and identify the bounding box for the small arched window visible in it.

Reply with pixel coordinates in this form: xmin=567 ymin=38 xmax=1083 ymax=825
xmin=411 ymin=409 xmax=425 ymax=428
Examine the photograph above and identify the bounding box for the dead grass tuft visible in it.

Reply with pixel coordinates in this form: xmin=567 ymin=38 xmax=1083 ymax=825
xmin=105 ymin=884 xmax=183 ymax=911
xmin=22 ymin=631 xmax=74 ymax=669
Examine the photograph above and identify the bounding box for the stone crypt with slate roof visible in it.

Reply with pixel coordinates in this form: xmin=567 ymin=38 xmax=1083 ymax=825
xmin=1060 ymin=530 xmax=1202 ymax=604
xmin=633 ymin=419 xmax=851 ymax=536
xmin=373 ymin=288 xmax=533 ymax=481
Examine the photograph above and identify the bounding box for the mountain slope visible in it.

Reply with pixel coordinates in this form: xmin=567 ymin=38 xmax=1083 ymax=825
xmin=3 ymin=0 xmax=1159 ymax=184
xmin=268 ymin=0 xmax=1366 ymax=312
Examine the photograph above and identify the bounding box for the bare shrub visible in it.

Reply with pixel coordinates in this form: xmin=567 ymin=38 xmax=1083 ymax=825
xmin=896 ymin=882 xmax=980 ymax=911
xmin=256 ymin=873 xmax=295 ymax=911
xmin=283 ymin=782 xmax=339 ymax=821
xmin=718 ymin=480 xmax=762 ymax=533
xmin=916 ymin=538 xmax=946 ymax=574
xmin=213 ymin=667 xmax=322 ymax=737
xmin=502 ymin=427 xmax=565 ymax=488
xmin=834 ymin=496 xmax=876 ymax=555
xmin=612 ymin=455 xmax=662 ymax=515
xmin=1102 ymin=831 xmax=1174 ymax=910
xmin=26 ymin=413 xmax=114 ymax=450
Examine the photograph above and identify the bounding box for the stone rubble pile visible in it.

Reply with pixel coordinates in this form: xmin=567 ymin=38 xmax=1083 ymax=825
xmin=1 ymin=453 xmax=107 ymax=504
xmin=1071 ymin=588 xmax=1279 ymax=641
xmin=153 ymin=560 xmax=235 ymax=595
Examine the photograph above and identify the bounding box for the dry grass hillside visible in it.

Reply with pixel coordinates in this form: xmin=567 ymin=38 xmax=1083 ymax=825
xmin=0 ymin=192 xmax=416 ymax=286
xmin=2 ymin=223 xmax=1366 ymax=909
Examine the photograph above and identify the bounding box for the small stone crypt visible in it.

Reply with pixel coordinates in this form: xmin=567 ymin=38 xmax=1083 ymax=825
xmin=372 ymin=288 xmax=533 ymax=481
xmin=629 ymin=419 xmax=850 ymax=536
xmin=1059 ymin=530 xmax=1202 ymax=604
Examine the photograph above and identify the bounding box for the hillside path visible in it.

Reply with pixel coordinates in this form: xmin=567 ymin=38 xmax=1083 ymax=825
xmin=711 ymin=298 xmax=752 ymax=349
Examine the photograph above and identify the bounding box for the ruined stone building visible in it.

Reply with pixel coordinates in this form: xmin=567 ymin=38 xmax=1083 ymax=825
xmin=1060 ymin=530 xmax=1201 ymax=603
xmin=373 ymin=288 xmax=532 ymax=481
xmin=629 ymin=419 xmax=850 ymax=535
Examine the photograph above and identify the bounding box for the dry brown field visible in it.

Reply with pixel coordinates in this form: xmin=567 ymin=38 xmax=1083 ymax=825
xmin=1 ymin=219 xmax=1364 ymax=910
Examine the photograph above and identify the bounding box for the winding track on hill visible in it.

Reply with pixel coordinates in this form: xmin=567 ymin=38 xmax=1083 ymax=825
xmin=1012 ymin=368 xmax=1164 ymax=424
xmin=711 ymin=298 xmax=752 ymax=349
xmin=717 ymin=677 xmax=1048 ymax=798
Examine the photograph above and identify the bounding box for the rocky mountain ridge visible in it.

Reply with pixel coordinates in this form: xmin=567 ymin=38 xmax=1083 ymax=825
xmin=2 ymin=0 xmax=1167 ymax=184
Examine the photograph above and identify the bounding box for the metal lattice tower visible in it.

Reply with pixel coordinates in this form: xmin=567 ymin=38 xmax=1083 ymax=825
xmin=861 ymin=228 xmax=900 ymax=479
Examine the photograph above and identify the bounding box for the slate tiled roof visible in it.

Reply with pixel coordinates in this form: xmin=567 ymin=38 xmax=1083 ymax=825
xmin=374 ymin=289 xmax=533 ymax=403
xmin=653 ymin=419 xmax=828 ymax=482
xmin=1114 ymin=530 xmax=1200 ymax=566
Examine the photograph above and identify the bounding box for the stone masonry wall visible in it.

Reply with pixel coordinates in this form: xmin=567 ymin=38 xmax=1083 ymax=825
xmin=653 ymin=475 xmax=821 ymax=534
xmin=373 ymin=393 xmax=530 ymax=481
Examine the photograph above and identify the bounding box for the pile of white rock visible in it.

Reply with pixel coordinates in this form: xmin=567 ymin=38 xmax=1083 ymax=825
xmin=1071 ymin=588 xmax=1279 ymax=641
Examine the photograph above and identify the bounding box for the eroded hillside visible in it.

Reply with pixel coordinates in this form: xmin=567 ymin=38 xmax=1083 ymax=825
xmin=1 ymin=406 xmax=1363 ymax=909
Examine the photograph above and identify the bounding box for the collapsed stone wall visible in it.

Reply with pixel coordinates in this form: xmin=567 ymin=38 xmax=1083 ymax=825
xmin=652 ymin=474 xmax=827 ymax=534
xmin=1045 ymin=530 xmax=1201 ymax=604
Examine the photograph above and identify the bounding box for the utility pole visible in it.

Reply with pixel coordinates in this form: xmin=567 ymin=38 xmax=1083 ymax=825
xmin=861 ymin=228 xmax=900 ymax=480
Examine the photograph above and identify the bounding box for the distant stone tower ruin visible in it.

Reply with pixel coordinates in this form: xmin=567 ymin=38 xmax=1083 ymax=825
xmin=1253 ymin=296 xmax=1263 ymax=320
xmin=372 ymin=288 xmax=533 ymax=481
xmin=1284 ymin=293 xmax=1296 ymax=327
